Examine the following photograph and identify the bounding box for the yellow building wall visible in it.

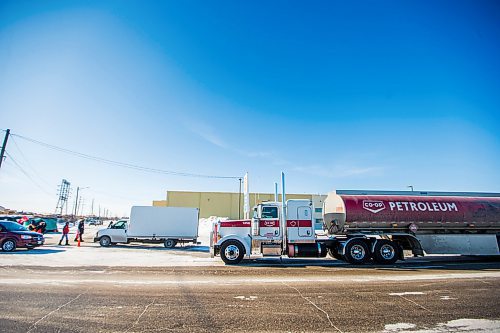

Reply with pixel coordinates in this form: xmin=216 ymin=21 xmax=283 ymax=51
xmin=154 ymin=191 xmax=315 ymax=219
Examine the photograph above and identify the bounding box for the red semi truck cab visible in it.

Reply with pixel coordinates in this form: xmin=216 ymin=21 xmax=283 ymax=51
xmin=211 ymin=199 xmax=325 ymax=264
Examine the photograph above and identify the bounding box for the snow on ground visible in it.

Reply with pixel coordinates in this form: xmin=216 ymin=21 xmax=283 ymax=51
xmin=0 ymin=219 xmax=224 ymax=267
xmin=382 ymin=319 xmax=500 ymax=333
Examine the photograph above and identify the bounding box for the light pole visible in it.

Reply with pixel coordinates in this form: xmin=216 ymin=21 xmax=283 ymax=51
xmin=407 ymin=185 xmax=414 ymax=192
xmin=73 ymin=186 xmax=89 ymax=218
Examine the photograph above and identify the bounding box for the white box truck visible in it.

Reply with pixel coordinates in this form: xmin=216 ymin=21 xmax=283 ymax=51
xmin=94 ymin=206 xmax=199 ymax=248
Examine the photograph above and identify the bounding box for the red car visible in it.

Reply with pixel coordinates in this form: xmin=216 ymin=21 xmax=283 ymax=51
xmin=0 ymin=220 xmax=44 ymax=252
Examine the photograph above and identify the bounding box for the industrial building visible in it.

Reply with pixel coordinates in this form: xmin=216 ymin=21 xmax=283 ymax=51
xmin=153 ymin=191 xmax=327 ymax=230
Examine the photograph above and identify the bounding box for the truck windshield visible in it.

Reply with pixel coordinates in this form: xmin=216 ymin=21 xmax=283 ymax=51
xmin=0 ymin=221 xmax=29 ymax=232
xmin=261 ymin=206 xmax=278 ymax=219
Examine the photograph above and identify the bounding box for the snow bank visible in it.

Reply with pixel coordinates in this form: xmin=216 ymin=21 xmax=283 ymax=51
xmin=198 ymin=216 xmax=228 ymax=245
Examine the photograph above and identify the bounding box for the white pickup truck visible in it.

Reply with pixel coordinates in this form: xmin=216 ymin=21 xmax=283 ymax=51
xmin=94 ymin=206 xmax=199 ymax=248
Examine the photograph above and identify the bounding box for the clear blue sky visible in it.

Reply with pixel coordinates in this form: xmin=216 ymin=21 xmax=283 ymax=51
xmin=1 ymin=1 xmax=499 ymax=215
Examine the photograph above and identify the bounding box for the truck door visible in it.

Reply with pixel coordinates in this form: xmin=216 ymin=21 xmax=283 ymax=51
xmin=297 ymin=206 xmax=313 ymax=238
xmin=107 ymin=220 xmax=128 ymax=243
xmin=259 ymin=206 xmax=280 ymax=238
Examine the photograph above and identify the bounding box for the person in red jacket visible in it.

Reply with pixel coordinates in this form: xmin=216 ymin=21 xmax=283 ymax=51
xmin=58 ymin=222 xmax=70 ymax=246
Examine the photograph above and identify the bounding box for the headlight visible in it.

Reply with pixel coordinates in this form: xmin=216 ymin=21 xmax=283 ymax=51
xmin=21 ymin=235 xmax=32 ymax=240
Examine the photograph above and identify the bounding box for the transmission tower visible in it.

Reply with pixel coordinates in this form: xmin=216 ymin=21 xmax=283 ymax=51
xmin=55 ymin=179 xmax=71 ymax=215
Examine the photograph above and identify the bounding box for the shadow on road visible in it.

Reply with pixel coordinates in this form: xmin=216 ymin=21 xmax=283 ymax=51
xmin=237 ymin=255 xmax=500 ymax=271
xmin=108 ymin=244 xmax=210 ymax=252
xmin=0 ymin=248 xmax=66 ymax=255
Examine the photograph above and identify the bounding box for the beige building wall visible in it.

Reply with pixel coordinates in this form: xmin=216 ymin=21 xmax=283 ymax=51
xmin=153 ymin=191 xmax=326 ymax=227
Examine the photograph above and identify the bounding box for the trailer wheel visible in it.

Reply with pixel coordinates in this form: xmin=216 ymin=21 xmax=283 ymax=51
xmin=164 ymin=239 xmax=177 ymax=248
xmin=220 ymin=240 xmax=244 ymax=265
xmin=373 ymin=240 xmax=399 ymax=265
xmin=344 ymin=239 xmax=370 ymax=264
xmin=99 ymin=236 xmax=111 ymax=247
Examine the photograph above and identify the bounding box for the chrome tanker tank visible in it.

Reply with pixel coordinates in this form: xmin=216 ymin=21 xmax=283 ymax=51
xmin=323 ymin=190 xmax=500 ymax=235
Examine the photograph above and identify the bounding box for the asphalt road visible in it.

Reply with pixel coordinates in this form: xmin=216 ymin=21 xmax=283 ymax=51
xmin=1 ymin=259 xmax=500 ymax=333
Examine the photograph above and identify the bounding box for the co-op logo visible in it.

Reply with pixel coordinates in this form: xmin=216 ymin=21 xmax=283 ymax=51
xmin=362 ymin=200 xmax=386 ymax=214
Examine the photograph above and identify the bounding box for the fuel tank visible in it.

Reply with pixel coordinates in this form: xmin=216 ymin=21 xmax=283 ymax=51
xmin=323 ymin=191 xmax=500 ymax=234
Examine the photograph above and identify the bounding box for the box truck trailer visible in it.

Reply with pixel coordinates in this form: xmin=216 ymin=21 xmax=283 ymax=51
xmin=94 ymin=206 xmax=199 ymax=248
xmin=211 ymin=189 xmax=500 ymax=264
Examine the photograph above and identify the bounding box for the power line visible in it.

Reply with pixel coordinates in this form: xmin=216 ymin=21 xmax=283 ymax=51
xmin=4 ymin=151 xmax=53 ymax=197
xmin=12 ymin=133 xmax=242 ymax=179
xmin=9 ymin=135 xmax=54 ymax=188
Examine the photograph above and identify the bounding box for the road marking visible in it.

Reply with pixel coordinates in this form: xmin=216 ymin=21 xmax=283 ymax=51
xmin=440 ymin=296 xmax=457 ymax=300
xmin=389 ymin=292 xmax=425 ymax=296
xmin=234 ymin=296 xmax=258 ymax=300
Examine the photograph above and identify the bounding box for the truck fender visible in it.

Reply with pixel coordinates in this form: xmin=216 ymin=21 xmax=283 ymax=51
xmin=216 ymin=235 xmax=251 ymax=258
xmin=391 ymin=234 xmax=424 ymax=257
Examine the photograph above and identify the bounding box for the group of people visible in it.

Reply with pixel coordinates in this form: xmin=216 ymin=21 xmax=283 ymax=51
xmin=58 ymin=219 xmax=85 ymax=246
xmin=27 ymin=220 xmax=47 ymax=234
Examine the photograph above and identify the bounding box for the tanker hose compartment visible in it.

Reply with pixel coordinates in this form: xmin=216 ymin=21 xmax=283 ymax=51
xmin=328 ymin=219 xmax=341 ymax=234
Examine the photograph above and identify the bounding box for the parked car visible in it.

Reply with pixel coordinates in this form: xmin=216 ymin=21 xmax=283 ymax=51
xmin=87 ymin=218 xmax=102 ymax=226
xmin=0 ymin=221 xmax=45 ymax=252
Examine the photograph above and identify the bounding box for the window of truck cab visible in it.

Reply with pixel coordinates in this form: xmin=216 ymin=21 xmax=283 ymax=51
xmin=261 ymin=206 xmax=278 ymax=219
xmin=112 ymin=221 xmax=127 ymax=229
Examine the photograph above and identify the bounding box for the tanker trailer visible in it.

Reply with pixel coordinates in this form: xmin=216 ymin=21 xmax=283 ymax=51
xmin=323 ymin=190 xmax=500 ymax=264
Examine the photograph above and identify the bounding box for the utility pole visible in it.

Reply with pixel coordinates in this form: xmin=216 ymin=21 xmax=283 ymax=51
xmin=72 ymin=186 xmax=89 ymax=218
xmin=91 ymin=198 xmax=94 ymax=216
xmin=78 ymin=197 xmax=84 ymax=216
xmin=73 ymin=186 xmax=80 ymax=218
xmin=0 ymin=129 xmax=10 ymax=170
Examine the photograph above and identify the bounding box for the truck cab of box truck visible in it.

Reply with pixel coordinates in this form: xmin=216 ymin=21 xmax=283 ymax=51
xmin=95 ymin=219 xmax=128 ymax=246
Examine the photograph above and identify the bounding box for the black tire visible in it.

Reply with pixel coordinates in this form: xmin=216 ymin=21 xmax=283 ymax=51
xmin=164 ymin=239 xmax=177 ymax=248
xmin=2 ymin=239 xmax=16 ymax=252
xmin=220 ymin=240 xmax=245 ymax=265
xmin=344 ymin=239 xmax=370 ymax=264
xmin=99 ymin=236 xmax=111 ymax=247
xmin=373 ymin=240 xmax=400 ymax=265
xmin=327 ymin=247 xmax=344 ymax=261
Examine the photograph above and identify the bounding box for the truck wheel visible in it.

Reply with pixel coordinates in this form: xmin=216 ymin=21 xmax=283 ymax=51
xmin=373 ymin=240 xmax=399 ymax=265
xmin=2 ymin=239 xmax=16 ymax=252
xmin=327 ymin=247 xmax=344 ymax=261
xmin=344 ymin=239 xmax=370 ymax=264
xmin=164 ymin=239 xmax=177 ymax=248
xmin=220 ymin=240 xmax=244 ymax=265
xmin=99 ymin=236 xmax=111 ymax=247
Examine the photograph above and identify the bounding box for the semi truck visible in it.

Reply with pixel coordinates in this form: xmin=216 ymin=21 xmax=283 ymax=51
xmin=94 ymin=206 xmax=199 ymax=248
xmin=210 ymin=190 xmax=500 ymax=264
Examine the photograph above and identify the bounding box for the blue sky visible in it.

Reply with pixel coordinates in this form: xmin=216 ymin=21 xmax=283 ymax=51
xmin=1 ymin=1 xmax=499 ymax=215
